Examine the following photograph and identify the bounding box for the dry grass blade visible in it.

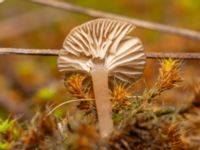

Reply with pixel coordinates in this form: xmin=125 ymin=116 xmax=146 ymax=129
xmin=47 ymin=99 xmax=94 ymax=116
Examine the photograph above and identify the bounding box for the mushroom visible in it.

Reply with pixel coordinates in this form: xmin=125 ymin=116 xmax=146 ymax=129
xmin=57 ymin=18 xmax=146 ymax=137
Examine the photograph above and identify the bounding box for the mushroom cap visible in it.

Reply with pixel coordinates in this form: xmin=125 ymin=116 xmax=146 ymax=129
xmin=58 ymin=18 xmax=146 ymax=82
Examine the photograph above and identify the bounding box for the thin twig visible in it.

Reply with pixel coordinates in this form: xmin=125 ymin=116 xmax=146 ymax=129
xmin=47 ymin=99 xmax=94 ymax=116
xmin=146 ymin=52 xmax=200 ymax=59
xmin=1 ymin=48 xmax=200 ymax=59
xmin=0 ymin=48 xmax=59 ymax=56
xmin=30 ymin=0 xmax=200 ymax=41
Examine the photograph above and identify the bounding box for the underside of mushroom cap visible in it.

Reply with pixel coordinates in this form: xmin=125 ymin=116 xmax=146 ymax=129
xmin=58 ymin=18 xmax=146 ymax=82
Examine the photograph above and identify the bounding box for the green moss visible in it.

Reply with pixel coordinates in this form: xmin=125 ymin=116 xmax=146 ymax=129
xmin=0 ymin=143 xmax=9 ymax=150
xmin=0 ymin=119 xmax=14 ymax=134
xmin=37 ymin=88 xmax=56 ymax=101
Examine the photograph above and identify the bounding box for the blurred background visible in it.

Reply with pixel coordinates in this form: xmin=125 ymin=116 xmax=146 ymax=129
xmin=0 ymin=0 xmax=200 ymax=119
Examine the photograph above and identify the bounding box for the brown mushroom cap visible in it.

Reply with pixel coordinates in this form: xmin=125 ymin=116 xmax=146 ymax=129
xmin=58 ymin=18 xmax=146 ymax=82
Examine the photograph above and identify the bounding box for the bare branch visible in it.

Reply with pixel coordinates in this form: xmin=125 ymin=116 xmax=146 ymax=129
xmin=146 ymin=52 xmax=200 ymax=60
xmin=0 ymin=48 xmax=200 ymax=59
xmin=30 ymin=0 xmax=200 ymax=41
xmin=0 ymin=48 xmax=59 ymax=56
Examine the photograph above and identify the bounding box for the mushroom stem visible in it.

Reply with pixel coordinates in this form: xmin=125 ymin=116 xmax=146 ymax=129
xmin=91 ymin=64 xmax=113 ymax=137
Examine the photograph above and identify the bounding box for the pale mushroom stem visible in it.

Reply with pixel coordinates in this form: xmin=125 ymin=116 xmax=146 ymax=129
xmin=91 ymin=64 xmax=114 ymax=138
